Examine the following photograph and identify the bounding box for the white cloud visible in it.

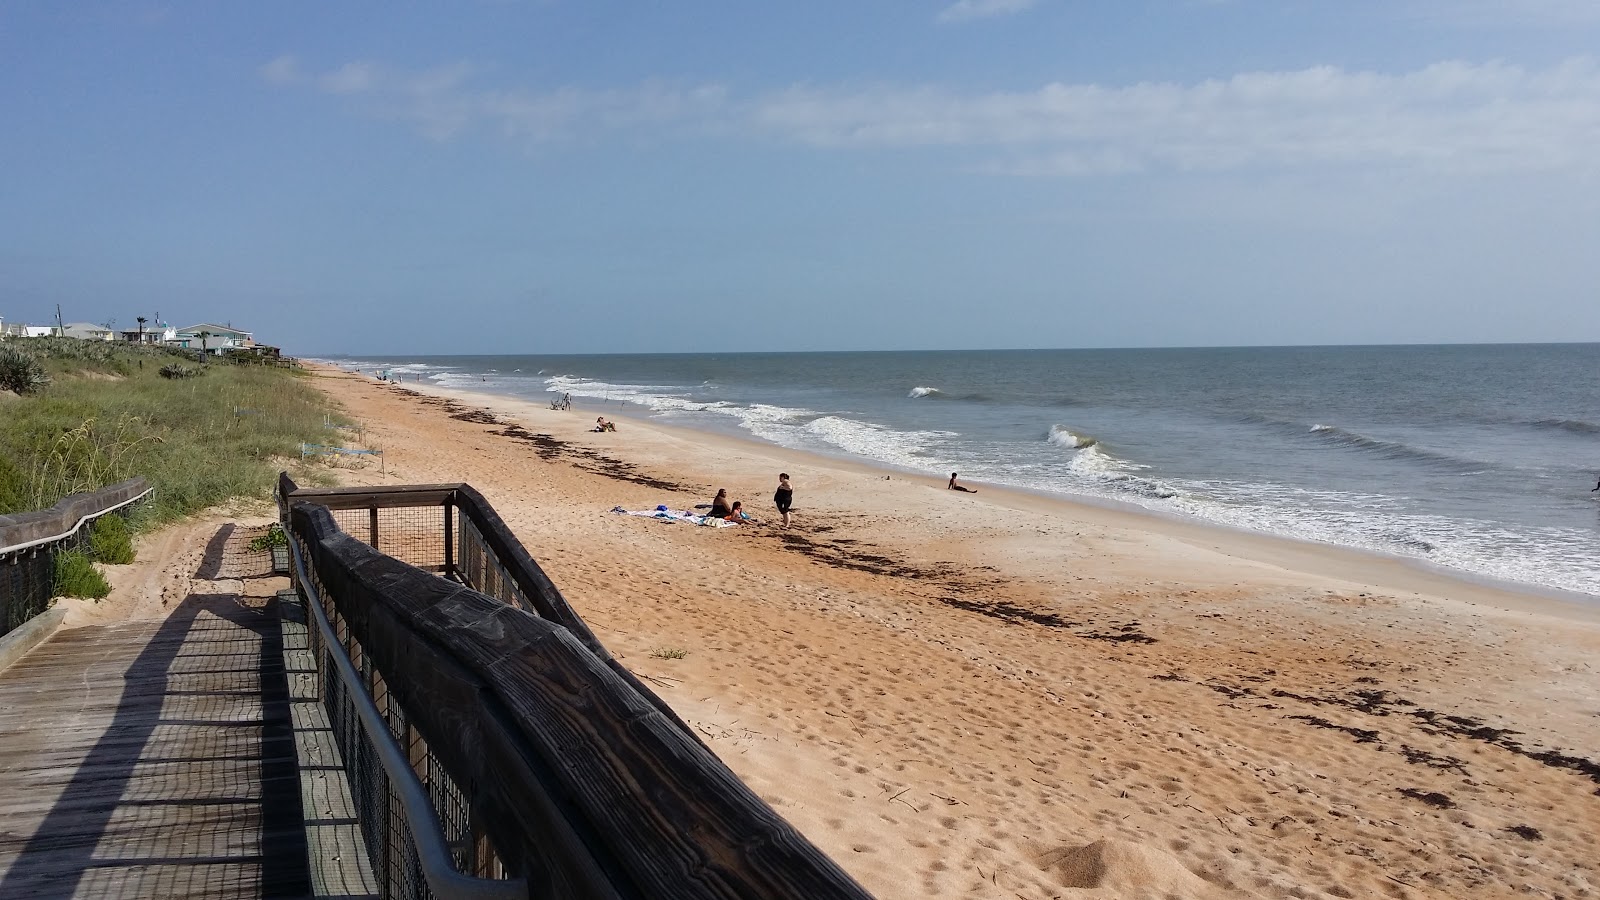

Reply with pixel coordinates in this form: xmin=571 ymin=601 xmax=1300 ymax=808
xmin=262 ymin=57 xmax=1600 ymax=176
xmin=750 ymin=59 xmax=1600 ymax=175
xmin=259 ymin=55 xmax=302 ymax=86
xmin=936 ymin=0 xmax=1038 ymax=24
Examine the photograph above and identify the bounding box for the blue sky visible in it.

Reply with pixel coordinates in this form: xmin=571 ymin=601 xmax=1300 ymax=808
xmin=3 ymin=1 xmax=1598 ymax=354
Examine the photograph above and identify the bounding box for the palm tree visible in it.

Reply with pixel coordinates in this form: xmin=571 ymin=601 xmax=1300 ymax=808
xmin=136 ymin=316 xmax=147 ymax=344
xmin=198 ymin=330 xmax=213 ymax=363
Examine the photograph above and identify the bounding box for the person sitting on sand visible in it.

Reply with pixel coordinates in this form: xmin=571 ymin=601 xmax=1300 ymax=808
xmin=593 ymin=416 xmax=616 ymax=432
xmin=708 ymin=488 xmax=733 ymax=518
xmin=948 ymin=472 xmax=976 ymax=493
xmin=724 ymin=500 xmax=756 ymax=523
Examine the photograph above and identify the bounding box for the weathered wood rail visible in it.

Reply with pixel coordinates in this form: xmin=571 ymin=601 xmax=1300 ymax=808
xmin=1 ymin=477 xmax=151 ymax=641
xmin=279 ymin=474 xmax=873 ymax=900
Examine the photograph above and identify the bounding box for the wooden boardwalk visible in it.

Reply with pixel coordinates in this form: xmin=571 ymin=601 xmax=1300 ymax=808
xmin=0 ymin=592 xmax=319 ymax=899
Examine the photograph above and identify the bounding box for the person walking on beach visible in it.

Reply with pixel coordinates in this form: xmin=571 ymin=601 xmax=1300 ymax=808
xmin=774 ymin=473 xmax=793 ymax=528
xmin=948 ymin=472 xmax=976 ymax=493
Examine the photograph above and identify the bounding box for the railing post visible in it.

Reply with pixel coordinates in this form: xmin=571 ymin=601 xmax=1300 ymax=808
xmin=443 ymin=499 xmax=455 ymax=580
xmin=369 ymin=506 xmax=379 ymax=549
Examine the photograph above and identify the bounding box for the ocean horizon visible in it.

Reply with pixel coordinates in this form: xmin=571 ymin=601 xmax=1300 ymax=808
xmin=320 ymin=344 xmax=1600 ymax=600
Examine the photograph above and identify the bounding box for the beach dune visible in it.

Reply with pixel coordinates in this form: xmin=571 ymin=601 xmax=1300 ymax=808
xmin=302 ymin=365 xmax=1600 ymax=900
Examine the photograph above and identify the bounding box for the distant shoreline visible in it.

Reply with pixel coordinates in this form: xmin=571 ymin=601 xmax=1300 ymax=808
xmin=329 ymin=362 xmax=1600 ymax=625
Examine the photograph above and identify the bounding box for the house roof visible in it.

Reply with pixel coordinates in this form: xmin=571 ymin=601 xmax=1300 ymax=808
xmin=176 ymin=323 xmax=252 ymax=336
xmin=64 ymin=322 xmax=112 ymax=332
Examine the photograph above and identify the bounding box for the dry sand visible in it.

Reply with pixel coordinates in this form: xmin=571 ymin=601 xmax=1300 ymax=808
xmin=85 ymin=364 xmax=1600 ymax=899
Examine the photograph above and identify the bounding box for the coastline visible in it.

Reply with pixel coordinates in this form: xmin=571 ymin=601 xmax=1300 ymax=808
xmin=309 ymin=363 xmax=1600 ymax=900
xmin=393 ymin=369 xmax=1600 ymax=626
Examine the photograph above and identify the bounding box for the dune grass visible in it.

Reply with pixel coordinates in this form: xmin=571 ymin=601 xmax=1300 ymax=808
xmin=0 ymin=338 xmax=339 ymax=524
xmin=53 ymin=549 xmax=111 ymax=599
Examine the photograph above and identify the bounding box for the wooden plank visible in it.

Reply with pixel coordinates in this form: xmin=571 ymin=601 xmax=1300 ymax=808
xmin=0 ymin=593 xmax=315 ymax=899
xmin=285 ymin=486 xmax=461 ymax=512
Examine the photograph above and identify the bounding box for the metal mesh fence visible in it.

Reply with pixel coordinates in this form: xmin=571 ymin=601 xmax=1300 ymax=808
xmin=291 ymin=525 xmax=515 ymax=900
xmin=329 ymin=506 xmax=449 ymax=573
xmin=1 ymin=548 xmax=55 ymax=638
xmin=455 ymin=514 xmax=531 ymax=613
xmin=1 ymin=500 xmax=141 ymax=639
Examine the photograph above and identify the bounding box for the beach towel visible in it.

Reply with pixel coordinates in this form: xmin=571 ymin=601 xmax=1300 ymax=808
xmin=610 ymin=505 xmax=734 ymax=527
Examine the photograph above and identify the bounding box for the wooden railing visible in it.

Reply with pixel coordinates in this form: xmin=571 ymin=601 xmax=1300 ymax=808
xmin=0 ymin=478 xmax=151 ymax=639
xmin=278 ymin=474 xmax=872 ymax=900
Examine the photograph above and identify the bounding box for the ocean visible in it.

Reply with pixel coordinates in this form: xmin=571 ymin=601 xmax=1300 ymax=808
xmin=324 ymin=345 xmax=1600 ymax=599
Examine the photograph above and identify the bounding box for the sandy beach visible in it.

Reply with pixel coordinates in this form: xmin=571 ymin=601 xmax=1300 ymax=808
xmin=155 ymin=365 xmax=1600 ymax=897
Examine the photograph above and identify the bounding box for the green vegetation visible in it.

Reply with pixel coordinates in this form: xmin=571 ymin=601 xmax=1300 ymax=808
xmin=53 ymin=549 xmax=111 ymax=599
xmin=159 ymin=363 xmax=199 ymax=380
xmin=0 ymin=346 xmax=50 ymax=394
xmin=649 ymin=647 xmax=689 ymax=660
xmin=0 ymin=338 xmax=334 ymax=524
xmin=247 ymin=524 xmax=288 ymax=551
xmin=88 ymin=515 xmax=136 ymax=564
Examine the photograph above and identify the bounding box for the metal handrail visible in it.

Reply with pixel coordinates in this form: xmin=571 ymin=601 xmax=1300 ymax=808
xmin=0 ymin=485 xmax=153 ymax=556
xmin=287 ymin=527 xmax=528 ymax=900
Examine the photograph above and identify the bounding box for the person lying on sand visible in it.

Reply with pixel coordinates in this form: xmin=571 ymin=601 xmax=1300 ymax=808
xmin=948 ymin=472 xmax=976 ymax=493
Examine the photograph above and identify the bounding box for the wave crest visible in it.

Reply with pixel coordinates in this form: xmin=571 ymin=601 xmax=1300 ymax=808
xmin=1047 ymin=424 xmax=1099 ymax=450
xmin=909 ymin=386 xmax=941 ymax=398
xmin=1308 ymin=424 xmax=1481 ymax=473
xmin=1529 ymin=417 xmax=1600 ymax=435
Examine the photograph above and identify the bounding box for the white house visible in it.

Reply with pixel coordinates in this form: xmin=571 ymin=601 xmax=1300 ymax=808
xmin=171 ymin=323 xmax=255 ymax=354
xmin=60 ymin=322 xmax=115 ymax=341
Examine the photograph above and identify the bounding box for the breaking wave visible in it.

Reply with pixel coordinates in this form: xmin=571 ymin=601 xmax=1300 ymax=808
xmin=1308 ymin=424 xmax=1483 ymax=473
xmin=1046 ymin=424 xmax=1098 ymax=450
xmin=908 ymin=386 xmax=995 ymax=402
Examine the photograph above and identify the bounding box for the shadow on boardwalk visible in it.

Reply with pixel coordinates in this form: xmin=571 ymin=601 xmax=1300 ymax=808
xmin=0 ymin=587 xmax=311 ymax=898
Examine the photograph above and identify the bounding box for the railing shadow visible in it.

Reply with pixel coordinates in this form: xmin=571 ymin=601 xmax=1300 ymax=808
xmin=194 ymin=524 xmax=236 ymax=580
xmin=0 ymin=592 xmax=311 ymax=899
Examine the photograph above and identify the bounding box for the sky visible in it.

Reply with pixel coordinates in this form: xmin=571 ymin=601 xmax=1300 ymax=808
xmin=2 ymin=1 xmax=1599 ymax=355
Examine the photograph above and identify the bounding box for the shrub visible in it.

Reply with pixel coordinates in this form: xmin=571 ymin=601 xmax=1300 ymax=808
xmin=159 ymin=363 xmax=199 ymax=379
xmin=88 ymin=515 xmax=136 ymax=564
xmin=53 ymin=549 xmax=111 ymax=599
xmin=247 ymin=524 xmax=288 ymax=551
xmin=0 ymin=347 xmax=50 ymax=394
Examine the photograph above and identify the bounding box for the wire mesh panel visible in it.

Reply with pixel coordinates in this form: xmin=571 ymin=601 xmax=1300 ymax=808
xmin=329 ymin=506 xmax=449 ymax=573
xmin=454 ymin=514 xmax=531 ymax=612
xmin=288 ymin=525 xmax=515 ymax=900
xmin=1 ymin=549 xmax=54 ymax=638
xmin=1 ymin=497 xmax=143 ymax=639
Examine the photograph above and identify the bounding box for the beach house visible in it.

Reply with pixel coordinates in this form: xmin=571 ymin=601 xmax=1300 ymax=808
xmin=171 ymin=323 xmax=255 ymax=355
xmin=59 ymin=322 xmax=116 ymax=341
